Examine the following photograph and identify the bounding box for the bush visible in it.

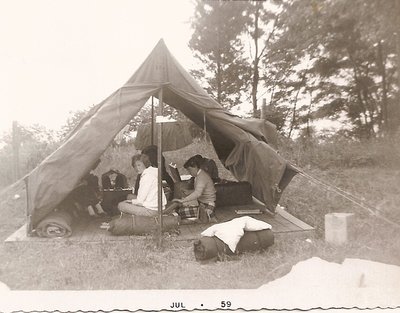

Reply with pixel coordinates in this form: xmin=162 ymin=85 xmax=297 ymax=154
xmin=278 ymin=132 xmax=400 ymax=170
xmin=0 ymin=126 xmax=59 ymax=189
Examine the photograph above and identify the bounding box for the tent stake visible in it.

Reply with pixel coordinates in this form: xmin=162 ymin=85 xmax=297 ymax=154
xmin=157 ymin=89 xmax=164 ymax=248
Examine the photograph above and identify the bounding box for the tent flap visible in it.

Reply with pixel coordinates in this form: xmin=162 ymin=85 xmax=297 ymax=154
xmin=224 ymin=140 xmax=291 ymax=210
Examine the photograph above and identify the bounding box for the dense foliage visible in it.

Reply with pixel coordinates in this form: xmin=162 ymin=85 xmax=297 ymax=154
xmin=189 ymin=0 xmax=251 ymax=108
xmin=189 ymin=0 xmax=400 ymax=138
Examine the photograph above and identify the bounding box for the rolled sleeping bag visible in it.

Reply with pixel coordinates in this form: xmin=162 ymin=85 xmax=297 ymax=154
xmin=194 ymin=229 xmax=274 ymax=261
xmin=193 ymin=235 xmax=229 ymax=261
xmin=108 ymin=214 xmax=180 ymax=236
xmin=35 ymin=210 xmax=74 ymax=238
xmin=236 ymin=229 xmax=275 ymax=252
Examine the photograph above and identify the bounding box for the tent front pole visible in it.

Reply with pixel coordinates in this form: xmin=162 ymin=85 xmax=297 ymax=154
xmin=151 ymin=96 xmax=154 ymax=145
xmin=157 ymin=88 xmax=164 ymax=248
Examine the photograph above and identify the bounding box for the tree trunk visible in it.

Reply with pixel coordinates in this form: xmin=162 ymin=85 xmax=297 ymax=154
xmin=252 ymin=63 xmax=259 ymax=117
xmin=288 ymin=74 xmax=306 ymax=138
xmin=306 ymin=90 xmax=313 ymax=138
xmin=395 ymin=0 xmax=400 ymax=134
xmin=361 ymin=88 xmax=376 ymax=138
xmin=216 ymin=17 xmax=222 ymax=104
xmin=356 ymin=86 xmax=371 ymax=138
xmin=251 ymin=7 xmax=260 ymax=117
xmin=377 ymin=40 xmax=388 ymax=135
xmin=348 ymin=52 xmax=373 ymax=138
xmin=288 ymin=86 xmax=302 ymax=138
xmin=217 ymin=60 xmax=222 ymax=104
xmin=269 ymin=84 xmax=276 ymax=106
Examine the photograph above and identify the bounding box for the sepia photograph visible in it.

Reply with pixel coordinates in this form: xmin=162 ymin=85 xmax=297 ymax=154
xmin=0 ymin=0 xmax=399 ymax=312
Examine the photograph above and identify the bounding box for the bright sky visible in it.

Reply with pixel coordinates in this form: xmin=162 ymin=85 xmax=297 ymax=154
xmin=0 ymin=0 xmax=196 ymax=134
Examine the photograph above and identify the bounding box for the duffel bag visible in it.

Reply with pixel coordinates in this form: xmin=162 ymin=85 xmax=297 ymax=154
xmin=193 ymin=229 xmax=274 ymax=261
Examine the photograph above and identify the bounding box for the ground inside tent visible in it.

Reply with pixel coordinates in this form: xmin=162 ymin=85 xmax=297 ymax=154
xmin=5 ymin=201 xmax=313 ymax=243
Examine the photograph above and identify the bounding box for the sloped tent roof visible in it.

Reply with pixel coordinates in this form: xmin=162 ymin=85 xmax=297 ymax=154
xmin=25 ymin=39 xmax=298 ymax=230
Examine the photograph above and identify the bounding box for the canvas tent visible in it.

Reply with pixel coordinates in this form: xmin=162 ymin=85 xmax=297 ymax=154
xmin=25 ymin=39 xmax=298 ymax=232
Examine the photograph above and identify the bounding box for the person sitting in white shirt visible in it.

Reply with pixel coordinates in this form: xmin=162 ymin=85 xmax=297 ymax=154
xmin=118 ymin=154 xmax=167 ymax=216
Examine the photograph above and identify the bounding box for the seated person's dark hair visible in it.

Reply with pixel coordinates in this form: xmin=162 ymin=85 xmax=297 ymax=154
xmin=184 ymin=156 xmax=202 ymax=169
xmin=101 ymin=174 xmax=112 ymax=189
xmin=142 ymin=145 xmax=158 ymax=167
xmin=139 ymin=153 xmax=152 ymax=168
xmin=192 ymin=154 xmax=204 ymax=164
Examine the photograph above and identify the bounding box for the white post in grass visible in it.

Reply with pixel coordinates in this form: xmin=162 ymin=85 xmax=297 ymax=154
xmin=157 ymin=88 xmax=164 ymax=248
xmin=325 ymin=213 xmax=355 ymax=245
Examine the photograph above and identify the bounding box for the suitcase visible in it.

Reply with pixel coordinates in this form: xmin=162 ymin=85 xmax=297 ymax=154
xmin=215 ymin=181 xmax=253 ymax=207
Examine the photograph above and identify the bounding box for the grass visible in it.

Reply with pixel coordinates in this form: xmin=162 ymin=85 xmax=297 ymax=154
xmin=0 ymin=137 xmax=400 ymax=290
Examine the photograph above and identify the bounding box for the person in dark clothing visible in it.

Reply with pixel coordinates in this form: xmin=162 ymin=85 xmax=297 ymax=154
xmin=132 ymin=154 xmax=142 ymax=196
xmin=84 ymin=172 xmax=99 ymax=190
xmin=69 ymin=158 xmax=106 ymax=216
xmin=101 ymin=169 xmax=128 ymax=190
